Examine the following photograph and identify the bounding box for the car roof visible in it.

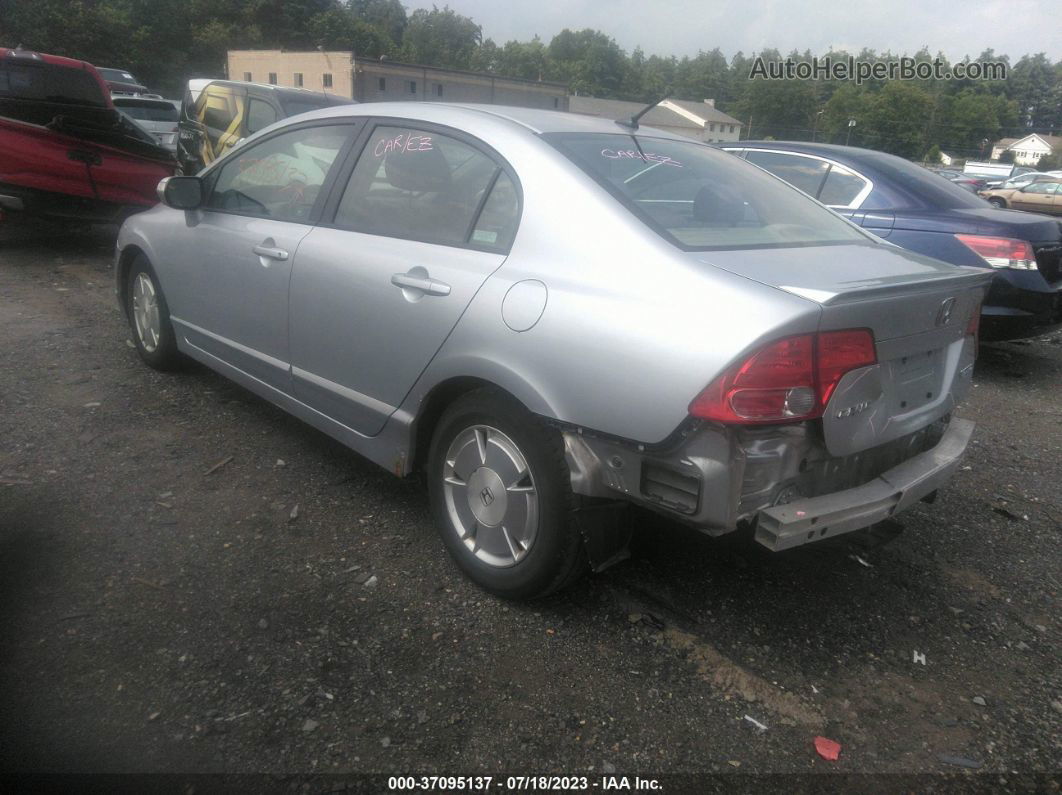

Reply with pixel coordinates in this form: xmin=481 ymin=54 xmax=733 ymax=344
xmin=289 ymin=101 xmax=696 ymax=141
xmin=197 ymin=79 xmax=350 ymax=99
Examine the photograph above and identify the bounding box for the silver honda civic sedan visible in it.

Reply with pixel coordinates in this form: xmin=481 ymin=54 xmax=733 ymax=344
xmin=115 ymin=102 xmax=991 ymax=598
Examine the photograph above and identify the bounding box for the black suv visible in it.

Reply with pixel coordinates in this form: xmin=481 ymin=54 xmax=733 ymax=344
xmin=176 ymin=79 xmax=353 ymax=174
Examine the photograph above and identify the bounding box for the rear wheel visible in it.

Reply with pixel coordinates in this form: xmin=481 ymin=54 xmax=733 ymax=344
xmin=427 ymin=389 xmax=585 ymax=599
xmin=126 ymin=255 xmax=181 ymax=370
xmin=987 ymin=197 xmax=1006 ymax=208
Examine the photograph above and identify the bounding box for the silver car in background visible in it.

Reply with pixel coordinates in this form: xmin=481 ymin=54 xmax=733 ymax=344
xmin=112 ymin=95 xmax=180 ymax=153
xmin=115 ymin=103 xmax=991 ymax=598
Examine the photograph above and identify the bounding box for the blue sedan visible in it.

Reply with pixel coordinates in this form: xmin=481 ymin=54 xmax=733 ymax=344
xmin=721 ymin=142 xmax=1062 ymax=339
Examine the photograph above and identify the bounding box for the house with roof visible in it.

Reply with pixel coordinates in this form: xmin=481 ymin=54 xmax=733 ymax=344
xmin=990 ymin=133 xmax=1062 ymax=166
xmin=567 ymin=97 xmax=742 ymax=142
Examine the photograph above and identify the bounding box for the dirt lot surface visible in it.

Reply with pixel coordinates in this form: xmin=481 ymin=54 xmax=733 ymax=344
xmin=1 ymin=223 xmax=1059 ymax=788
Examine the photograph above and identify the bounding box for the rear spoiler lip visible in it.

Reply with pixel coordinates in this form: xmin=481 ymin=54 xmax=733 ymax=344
xmin=780 ymin=267 xmax=993 ymax=306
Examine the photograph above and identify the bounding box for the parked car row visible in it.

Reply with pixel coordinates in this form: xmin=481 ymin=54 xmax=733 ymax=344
xmin=0 ymin=47 xmax=175 ymax=223
xmin=979 ymin=175 xmax=1062 ymax=213
xmin=175 ymin=78 xmax=353 ymax=175
xmin=719 ymin=142 xmax=1062 ymax=338
xmin=0 ymin=47 xmax=354 ymax=222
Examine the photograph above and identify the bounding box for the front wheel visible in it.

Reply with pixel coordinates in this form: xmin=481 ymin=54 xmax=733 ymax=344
xmin=987 ymin=197 xmax=1006 ymax=208
xmin=427 ymin=390 xmax=585 ymax=599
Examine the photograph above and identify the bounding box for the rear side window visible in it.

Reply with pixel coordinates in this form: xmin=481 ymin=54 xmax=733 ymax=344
xmin=0 ymin=62 xmax=106 ymax=106
xmin=206 ymin=124 xmax=350 ymax=223
xmin=334 ymin=125 xmax=516 ymax=250
xmin=744 ymin=151 xmax=829 ymax=196
xmin=196 ymin=86 xmax=243 ymax=151
xmin=818 ymin=164 xmax=868 ymax=207
xmin=471 ymin=172 xmax=519 ymax=249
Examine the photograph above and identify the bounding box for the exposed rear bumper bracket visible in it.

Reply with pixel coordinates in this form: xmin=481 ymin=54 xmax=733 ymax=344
xmin=755 ymin=418 xmax=974 ymax=551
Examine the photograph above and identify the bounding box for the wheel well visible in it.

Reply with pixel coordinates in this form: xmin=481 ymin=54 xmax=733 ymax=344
xmin=411 ymin=377 xmax=523 ymax=473
xmin=116 ymin=245 xmax=146 ymax=315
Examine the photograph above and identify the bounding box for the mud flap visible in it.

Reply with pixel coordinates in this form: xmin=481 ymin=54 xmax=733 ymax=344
xmin=572 ymin=501 xmax=632 ymax=572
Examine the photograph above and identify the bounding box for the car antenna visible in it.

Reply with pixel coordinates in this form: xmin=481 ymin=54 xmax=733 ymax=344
xmin=615 ymin=94 xmax=667 ymax=131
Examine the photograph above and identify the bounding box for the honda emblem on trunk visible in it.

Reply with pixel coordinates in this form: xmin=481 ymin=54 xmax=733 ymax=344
xmin=936 ymin=297 xmax=956 ymax=327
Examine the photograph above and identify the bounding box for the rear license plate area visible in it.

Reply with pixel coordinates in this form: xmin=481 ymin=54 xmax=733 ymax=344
xmin=887 ymin=347 xmax=943 ymax=413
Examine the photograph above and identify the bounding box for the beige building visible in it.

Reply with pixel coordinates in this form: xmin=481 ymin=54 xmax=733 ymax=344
xmin=568 ymin=96 xmax=742 ymax=143
xmin=226 ymin=50 xmax=568 ymax=111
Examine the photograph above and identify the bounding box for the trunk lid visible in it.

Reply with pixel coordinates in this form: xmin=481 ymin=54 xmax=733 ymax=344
xmin=693 ymin=241 xmax=993 ymax=456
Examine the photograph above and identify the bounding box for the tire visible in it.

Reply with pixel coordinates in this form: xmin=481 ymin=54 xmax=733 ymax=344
xmin=427 ymin=389 xmax=586 ymax=599
xmin=987 ymin=197 xmax=1006 ymax=208
xmin=126 ymin=254 xmax=182 ymax=370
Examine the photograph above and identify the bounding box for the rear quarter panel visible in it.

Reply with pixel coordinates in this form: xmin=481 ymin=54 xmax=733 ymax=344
xmin=396 ymin=127 xmax=822 ymax=445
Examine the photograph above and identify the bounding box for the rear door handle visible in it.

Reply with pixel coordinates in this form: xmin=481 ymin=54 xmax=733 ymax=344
xmin=252 ymin=245 xmax=289 ymax=261
xmin=391 ymin=273 xmax=451 ymax=296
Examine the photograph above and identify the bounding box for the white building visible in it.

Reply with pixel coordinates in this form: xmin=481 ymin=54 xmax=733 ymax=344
xmin=990 ymin=133 xmax=1062 ymax=166
xmin=568 ymin=97 xmax=742 ymax=143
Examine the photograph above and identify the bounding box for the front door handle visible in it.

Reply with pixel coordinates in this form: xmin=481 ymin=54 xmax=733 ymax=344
xmin=391 ymin=272 xmax=451 ymax=297
xmin=252 ymin=244 xmax=289 ymax=261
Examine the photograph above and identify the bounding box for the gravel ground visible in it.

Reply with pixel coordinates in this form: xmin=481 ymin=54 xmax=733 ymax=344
xmin=0 ymin=222 xmax=1059 ymax=787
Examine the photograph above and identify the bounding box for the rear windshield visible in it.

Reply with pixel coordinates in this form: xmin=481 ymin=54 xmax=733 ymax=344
xmin=114 ymin=99 xmax=178 ymax=122
xmin=547 ymin=133 xmax=869 ymax=250
xmin=0 ymin=61 xmax=106 ymax=106
xmin=98 ymin=68 xmax=139 ymax=84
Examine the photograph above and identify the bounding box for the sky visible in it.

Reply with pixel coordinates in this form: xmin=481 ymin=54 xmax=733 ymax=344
xmin=403 ymin=0 xmax=1062 ymax=62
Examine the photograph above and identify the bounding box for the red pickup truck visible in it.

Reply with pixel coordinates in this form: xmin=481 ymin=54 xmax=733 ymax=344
xmin=0 ymin=47 xmax=175 ymax=223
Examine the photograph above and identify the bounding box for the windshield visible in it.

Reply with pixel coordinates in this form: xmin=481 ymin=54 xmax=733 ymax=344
xmin=114 ymin=100 xmax=178 ymax=122
xmin=547 ymin=133 xmax=869 ymax=250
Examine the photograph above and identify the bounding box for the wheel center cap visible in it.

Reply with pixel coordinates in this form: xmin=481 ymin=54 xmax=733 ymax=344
xmin=466 ymin=467 xmax=507 ymax=526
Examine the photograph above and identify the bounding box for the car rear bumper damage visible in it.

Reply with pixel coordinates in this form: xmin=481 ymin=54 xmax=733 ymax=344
xmin=563 ymin=415 xmax=973 ymax=552
xmin=755 ymin=417 xmax=973 ymax=550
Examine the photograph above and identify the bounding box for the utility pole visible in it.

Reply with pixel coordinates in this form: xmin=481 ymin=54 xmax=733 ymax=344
xmin=845 ymin=118 xmax=857 ymax=146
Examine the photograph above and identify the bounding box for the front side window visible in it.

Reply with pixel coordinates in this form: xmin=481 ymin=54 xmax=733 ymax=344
xmin=245 ymin=98 xmax=277 ymax=134
xmin=206 ymin=124 xmax=350 ymax=222
xmin=334 ymin=125 xmax=515 ymax=250
xmin=547 ymin=133 xmax=869 ymax=250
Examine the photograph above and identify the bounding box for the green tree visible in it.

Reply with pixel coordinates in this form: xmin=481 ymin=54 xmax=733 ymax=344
xmin=547 ymin=29 xmax=627 ymax=97
xmin=400 ymin=5 xmax=480 ymax=70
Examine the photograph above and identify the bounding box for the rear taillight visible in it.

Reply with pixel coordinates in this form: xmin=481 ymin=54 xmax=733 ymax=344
xmin=689 ymin=329 xmax=876 ymax=424
xmin=955 ymin=234 xmax=1038 ymax=270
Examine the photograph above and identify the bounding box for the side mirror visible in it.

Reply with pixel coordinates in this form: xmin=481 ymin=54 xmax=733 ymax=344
xmin=157 ymin=176 xmax=202 ymax=209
